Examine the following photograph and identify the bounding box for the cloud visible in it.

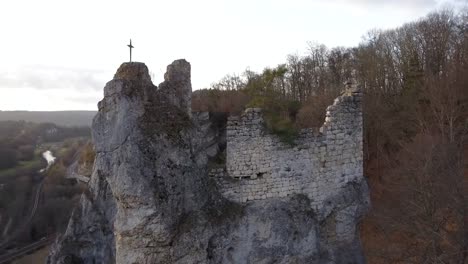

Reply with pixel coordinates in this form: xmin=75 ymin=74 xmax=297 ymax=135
xmin=444 ymin=0 xmax=468 ymax=8
xmin=355 ymin=0 xmax=436 ymax=5
xmin=331 ymin=0 xmax=467 ymax=10
xmin=64 ymin=94 xmax=102 ymax=105
xmin=0 ymin=87 xmax=100 ymax=111
xmin=0 ymin=65 xmax=109 ymax=91
xmin=327 ymin=0 xmax=438 ymax=10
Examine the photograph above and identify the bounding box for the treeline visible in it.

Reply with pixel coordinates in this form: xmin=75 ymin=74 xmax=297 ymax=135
xmin=194 ymin=9 xmax=468 ymax=263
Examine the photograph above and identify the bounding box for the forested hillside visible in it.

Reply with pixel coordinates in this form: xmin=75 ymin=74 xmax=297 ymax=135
xmin=193 ymin=10 xmax=468 ymax=263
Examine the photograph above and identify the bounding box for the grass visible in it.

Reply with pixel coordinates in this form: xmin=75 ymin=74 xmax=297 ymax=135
xmin=0 ymin=155 xmax=45 ymax=180
xmin=0 ymin=167 xmax=18 ymax=179
xmin=19 ymin=159 xmax=44 ymax=170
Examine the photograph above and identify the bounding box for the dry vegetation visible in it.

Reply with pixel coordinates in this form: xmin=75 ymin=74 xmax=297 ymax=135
xmin=194 ymin=9 xmax=468 ymax=263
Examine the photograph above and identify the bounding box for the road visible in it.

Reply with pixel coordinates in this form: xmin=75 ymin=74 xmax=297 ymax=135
xmin=26 ymin=180 xmax=43 ymax=224
xmin=0 ymin=235 xmax=55 ymax=264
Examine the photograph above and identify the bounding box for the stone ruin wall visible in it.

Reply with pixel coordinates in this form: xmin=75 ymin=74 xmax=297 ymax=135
xmin=211 ymin=89 xmax=363 ymax=210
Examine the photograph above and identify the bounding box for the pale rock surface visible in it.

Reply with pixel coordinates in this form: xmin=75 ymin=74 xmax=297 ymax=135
xmin=48 ymin=60 xmax=369 ymax=264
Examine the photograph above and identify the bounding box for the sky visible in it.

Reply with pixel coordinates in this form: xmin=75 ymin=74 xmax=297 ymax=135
xmin=0 ymin=0 xmax=465 ymax=110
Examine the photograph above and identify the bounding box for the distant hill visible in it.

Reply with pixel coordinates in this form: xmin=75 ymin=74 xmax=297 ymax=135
xmin=0 ymin=111 xmax=96 ymax=127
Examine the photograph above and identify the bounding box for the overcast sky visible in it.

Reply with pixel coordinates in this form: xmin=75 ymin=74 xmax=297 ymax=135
xmin=0 ymin=0 xmax=465 ymax=110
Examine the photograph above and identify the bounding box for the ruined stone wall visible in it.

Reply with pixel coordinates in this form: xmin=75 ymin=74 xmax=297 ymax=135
xmin=50 ymin=61 xmax=369 ymax=264
xmin=214 ymin=89 xmax=363 ymax=210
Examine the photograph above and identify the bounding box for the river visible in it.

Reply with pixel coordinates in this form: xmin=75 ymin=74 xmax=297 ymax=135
xmin=39 ymin=150 xmax=56 ymax=173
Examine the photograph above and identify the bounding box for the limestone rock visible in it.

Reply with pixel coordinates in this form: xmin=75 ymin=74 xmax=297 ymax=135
xmin=48 ymin=60 xmax=369 ymax=264
xmin=158 ymin=59 xmax=192 ymax=116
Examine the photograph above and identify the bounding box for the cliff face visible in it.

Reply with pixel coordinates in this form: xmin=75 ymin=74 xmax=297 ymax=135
xmin=48 ymin=60 xmax=369 ymax=264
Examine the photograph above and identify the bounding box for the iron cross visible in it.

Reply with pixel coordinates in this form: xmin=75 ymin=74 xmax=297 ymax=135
xmin=127 ymin=39 xmax=134 ymax=62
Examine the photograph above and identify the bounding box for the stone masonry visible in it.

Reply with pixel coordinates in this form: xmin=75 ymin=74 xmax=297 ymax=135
xmin=213 ymin=88 xmax=363 ymax=210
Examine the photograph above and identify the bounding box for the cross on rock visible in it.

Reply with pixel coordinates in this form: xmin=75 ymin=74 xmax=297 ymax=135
xmin=127 ymin=39 xmax=134 ymax=62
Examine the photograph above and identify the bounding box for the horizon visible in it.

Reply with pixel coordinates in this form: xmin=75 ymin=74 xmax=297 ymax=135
xmin=0 ymin=0 xmax=466 ymax=111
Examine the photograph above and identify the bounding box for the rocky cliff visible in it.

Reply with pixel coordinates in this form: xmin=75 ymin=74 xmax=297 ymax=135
xmin=48 ymin=60 xmax=369 ymax=264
